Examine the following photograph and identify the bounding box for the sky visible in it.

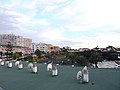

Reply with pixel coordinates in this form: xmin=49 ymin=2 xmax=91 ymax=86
xmin=0 ymin=0 xmax=120 ymax=49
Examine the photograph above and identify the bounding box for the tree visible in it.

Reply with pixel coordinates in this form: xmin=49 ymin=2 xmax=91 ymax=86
xmin=89 ymin=52 xmax=103 ymax=68
xmin=5 ymin=42 xmax=13 ymax=60
xmin=12 ymin=52 xmax=20 ymax=60
xmin=34 ymin=49 xmax=43 ymax=57
xmin=76 ymin=56 xmax=87 ymax=66
xmin=24 ymin=55 xmax=33 ymax=62
xmin=67 ymin=52 xmax=76 ymax=59
xmin=0 ymin=52 xmax=3 ymax=58
xmin=67 ymin=52 xmax=76 ymax=64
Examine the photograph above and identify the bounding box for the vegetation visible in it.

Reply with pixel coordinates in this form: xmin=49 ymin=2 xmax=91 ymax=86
xmin=1 ymin=44 xmax=119 ymax=66
xmin=0 ymin=52 xmax=3 ymax=58
xmin=12 ymin=52 xmax=20 ymax=60
xmin=75 ymin=56 xmax=87 ymax=66
xmin=5 ymin=42 xmax=13 ymax=60
xmin=89 ymin=52 xmax=103 ymax=68
xmin=24 ymin=55 xmax=33 ymax=62
xmin=34 ymin=49 xmax=44 ymax=57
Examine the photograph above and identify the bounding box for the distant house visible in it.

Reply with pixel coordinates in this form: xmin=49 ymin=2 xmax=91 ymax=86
xmin=63 ymin=46 xmax=71 ymax=50
xmin=106 ymin=46 xmax=117 ymax=52
xmin=78 ymin=48 xmax=90 ymax=52
xmin=32 ymin=42 xmax=60 ymax=53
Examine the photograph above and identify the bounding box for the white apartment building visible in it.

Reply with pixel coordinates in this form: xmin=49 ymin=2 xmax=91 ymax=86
xmin=23 ymin=38 xmax=32 ymax=48
xmin=32 ymin=42 xmax=60 ymax=53
xmin=0 ymin=34 xmax=15 ymax=45
xmin=0 ymin=34 xmax=32 ymax=47
xmin=36 ymin=43 xmax=51 ymax=52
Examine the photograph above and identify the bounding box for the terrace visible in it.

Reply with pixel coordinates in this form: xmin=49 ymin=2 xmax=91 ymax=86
xmin=0 ymin=62 xmax=120 ymax=90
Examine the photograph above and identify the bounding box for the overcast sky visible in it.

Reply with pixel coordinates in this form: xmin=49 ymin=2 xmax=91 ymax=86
xmin=0 ymin=0 xmax=120 ymax=49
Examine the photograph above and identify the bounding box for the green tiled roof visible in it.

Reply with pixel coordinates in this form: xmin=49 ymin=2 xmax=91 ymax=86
xmin=0 ymin=62 xmax=120 ymax=90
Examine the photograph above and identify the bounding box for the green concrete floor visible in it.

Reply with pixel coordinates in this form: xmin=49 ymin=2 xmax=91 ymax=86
xmin=0 ymin=61 xmax=120 ymax=90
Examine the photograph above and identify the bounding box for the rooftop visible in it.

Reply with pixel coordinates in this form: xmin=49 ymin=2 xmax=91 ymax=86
xmin=0 ymin=62 xmax=120 ymax=90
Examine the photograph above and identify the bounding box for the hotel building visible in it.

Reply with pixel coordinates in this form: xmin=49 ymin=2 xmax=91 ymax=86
xmin=32 ymin=42 xmax=60 ymax=53
xmin=0 ymin=34 xmax=32 ymax=54
xmin=0 ymin=34 xmax=32 ymax=47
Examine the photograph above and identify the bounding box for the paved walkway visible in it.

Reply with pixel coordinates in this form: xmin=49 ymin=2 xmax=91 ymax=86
xmin=0 ymin=62 xmax=120 ymax=90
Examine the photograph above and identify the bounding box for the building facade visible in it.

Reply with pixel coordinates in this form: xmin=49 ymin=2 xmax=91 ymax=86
xmin=0 ymin=34 xmax=32 ymax=47
xmin=32 ymin=42 xmax=60 ymax=53
xmin=0 ymin=34 xmax=32 ymax=55
xmin=0 ymin=45 xmax=32 ymax=55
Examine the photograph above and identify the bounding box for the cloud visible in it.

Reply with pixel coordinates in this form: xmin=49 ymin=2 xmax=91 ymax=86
xmin=40 ymin=27 xmax=64 ymax=41
xmin=0 ymin=7 xmax=19 ymax=33
xmin=42 ymin=5 xmax=58 ymax=13
xmin=52 ymin=0 xmax=120 ymax=32
xmin=68 ymin=30 xmax=120 ymax=49
xmin=0 ymin=0 xmax=120 ymax=49
xmin=30 ymin=19 xmax=50 ymax=26
xmin=53 ymin=0 xmax=79 ymax=19
xmin=65 ymin=24 xmax=94 ymax=32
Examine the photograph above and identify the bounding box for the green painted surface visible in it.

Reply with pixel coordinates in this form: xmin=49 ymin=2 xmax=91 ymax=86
xmin=0 ymin=62 xmax=120 ymax=90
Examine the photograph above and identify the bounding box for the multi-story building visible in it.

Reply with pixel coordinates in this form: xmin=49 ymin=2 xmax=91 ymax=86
xmin=36 ymin=43 xmax=54 ymax=53
xmin=32 ymin=42 xmax=60 ymax=53
xmin=36 ymin=43 xmax=49 ymax=52
xmin=47 ymin=45 xmax=61 ymax=53
xmin=23 ymin=38 xmax=32 ymax=48
xmin=0 ymin=34 xmax=32 ymax=47
xmin=0 ymin=34 xmax=15 ymax=45
xmin=0 ymin=45 xmax=32 ymax=54
xmin=0 ymin=34 xmax=32 ymax=55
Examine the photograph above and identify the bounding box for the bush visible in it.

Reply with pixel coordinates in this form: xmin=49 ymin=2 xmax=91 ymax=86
xmin=24 ymin=55 xmax=33 ymax=62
